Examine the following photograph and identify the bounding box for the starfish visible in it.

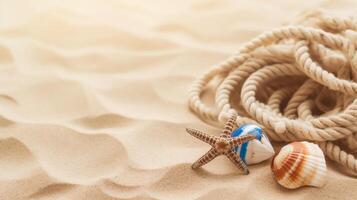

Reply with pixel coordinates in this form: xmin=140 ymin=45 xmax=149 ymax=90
xmin=186 ymin=114 xmax=257 ymax=174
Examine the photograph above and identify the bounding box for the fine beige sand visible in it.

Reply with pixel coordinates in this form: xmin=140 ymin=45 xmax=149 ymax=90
xmin=0 ymin=0 xmax=356 ymax=200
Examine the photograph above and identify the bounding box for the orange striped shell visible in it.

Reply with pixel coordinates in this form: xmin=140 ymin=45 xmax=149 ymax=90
xmin=271 ymin=141 xmax=327 ymax=189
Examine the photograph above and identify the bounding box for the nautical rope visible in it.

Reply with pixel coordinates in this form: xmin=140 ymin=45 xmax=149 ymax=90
xmin=188 ymin=11 xmax=357 ymax=174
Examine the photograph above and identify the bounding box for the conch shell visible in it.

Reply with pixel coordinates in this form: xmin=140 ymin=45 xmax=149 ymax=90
xmin=231 ymin=124 xmax=275 ymax=165
xmin=271 ymin=141 xmax=327 ymax=189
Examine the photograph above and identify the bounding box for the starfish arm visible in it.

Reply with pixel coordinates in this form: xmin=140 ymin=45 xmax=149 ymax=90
xmin=186 ymin=128 xmax=216 ymax=146
xmin=230 ymin=134 xmax=256 ymax=147
xmin=225 ymin=150 xmax=249 ymax=174
xmin=192 ymin=148 xmax=218 ymax=169
xmin=222 ymin=113 xmax=237 ymax=135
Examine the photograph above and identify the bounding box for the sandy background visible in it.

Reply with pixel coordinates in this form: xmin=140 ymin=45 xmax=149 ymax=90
xmin=0 ymin=0 xmax=356 ymax=199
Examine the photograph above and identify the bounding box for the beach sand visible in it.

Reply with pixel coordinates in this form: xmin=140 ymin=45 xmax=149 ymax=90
xmin=0 ymin=0 xmax=356 ymax=199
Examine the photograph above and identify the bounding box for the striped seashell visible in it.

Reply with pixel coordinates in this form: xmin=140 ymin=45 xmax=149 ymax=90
xmin=271 ymin=141 xmax=327 ymax=189
xmin=231 ymin=124 xmax=275 ymax=165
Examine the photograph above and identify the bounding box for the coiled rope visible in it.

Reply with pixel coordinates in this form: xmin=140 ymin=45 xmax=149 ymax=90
xmin=188 ymin=12 xmax=357 ymax=173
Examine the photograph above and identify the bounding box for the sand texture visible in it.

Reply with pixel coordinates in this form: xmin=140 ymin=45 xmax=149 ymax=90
xmin=0 ymin=0 xmax=356 ymax=200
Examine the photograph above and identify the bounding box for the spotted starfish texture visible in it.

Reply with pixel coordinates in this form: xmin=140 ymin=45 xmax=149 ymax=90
xmin=186 ymin=114 xmax=257 ymax=174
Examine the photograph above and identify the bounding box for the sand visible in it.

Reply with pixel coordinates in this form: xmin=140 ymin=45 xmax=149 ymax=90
xmin=0 ymin=0 xmax=356 ymax=199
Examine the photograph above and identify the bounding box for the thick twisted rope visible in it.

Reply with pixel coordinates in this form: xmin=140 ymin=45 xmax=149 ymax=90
xmin=188 ymin=12 xmax=357 ymax=174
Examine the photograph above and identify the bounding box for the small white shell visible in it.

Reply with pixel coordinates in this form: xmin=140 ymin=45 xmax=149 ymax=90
xmin=231 ymin=124 xmax=275 ymax=165
xmin=271 ymin=141 xmax=327 ymax=189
